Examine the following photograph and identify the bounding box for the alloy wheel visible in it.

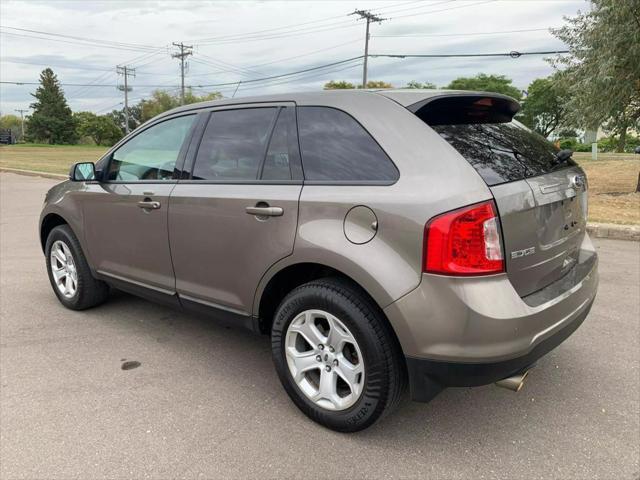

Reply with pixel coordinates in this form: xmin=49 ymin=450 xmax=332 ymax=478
xmin=285 ymin=309 xmax=365 ymax=411
xmin=50 ymin=240 xmax=78 ymax=298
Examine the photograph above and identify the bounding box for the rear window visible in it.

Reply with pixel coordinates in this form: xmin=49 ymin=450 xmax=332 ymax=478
xmin=415 ymin=95 xmax=576 ymax=186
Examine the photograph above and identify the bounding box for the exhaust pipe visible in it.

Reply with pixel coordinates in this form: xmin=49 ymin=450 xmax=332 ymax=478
xmin=495 ymin=370 xmax=529 ymax=392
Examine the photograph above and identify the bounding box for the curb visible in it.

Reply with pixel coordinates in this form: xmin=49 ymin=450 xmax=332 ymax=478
xmin=586 ymin=222 xmax=640 ymax=242
xmin=0 ymin=167 xmax=67 ymax=180
xmin=1 ymin=167 xmax=639 ymax=241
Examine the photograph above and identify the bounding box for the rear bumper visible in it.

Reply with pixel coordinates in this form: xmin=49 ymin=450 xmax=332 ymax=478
xmin=404 ymin=298 xmax=593 ymax=401
xmin=384 ymin=235 xmax=598 ymax=402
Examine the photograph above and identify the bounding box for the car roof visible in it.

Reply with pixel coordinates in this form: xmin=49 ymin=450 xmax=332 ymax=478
xmin=158 ymin=88 xmax=519 ymax=119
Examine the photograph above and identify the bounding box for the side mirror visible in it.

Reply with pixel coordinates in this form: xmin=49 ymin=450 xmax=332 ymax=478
xmin=69 ymin=162 xmax=97 ymax=181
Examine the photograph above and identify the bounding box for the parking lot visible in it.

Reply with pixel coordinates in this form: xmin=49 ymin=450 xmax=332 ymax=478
xmin=1 ymin=172 xmax=638 ymax=479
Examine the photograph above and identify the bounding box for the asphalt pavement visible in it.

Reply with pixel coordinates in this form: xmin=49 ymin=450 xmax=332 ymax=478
xmin=1 ymin=172 xmax=638 ymax=480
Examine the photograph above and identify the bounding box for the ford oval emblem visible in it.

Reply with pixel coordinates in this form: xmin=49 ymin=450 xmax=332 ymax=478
xmin=570 ymin=174 xmax=586 ymax=189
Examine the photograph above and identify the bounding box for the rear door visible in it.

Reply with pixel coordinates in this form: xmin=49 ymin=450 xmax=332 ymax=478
xmin=168 ymin=103 xmax=303 ymax=315
xmin=418 ymin=95 xmax=588 ymax=297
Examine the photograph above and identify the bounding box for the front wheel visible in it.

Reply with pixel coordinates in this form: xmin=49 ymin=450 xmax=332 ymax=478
xmin=271 ymin=278 xmax=406 ymax=432
xmin=45 ymin=225 xmax=109 ymax=310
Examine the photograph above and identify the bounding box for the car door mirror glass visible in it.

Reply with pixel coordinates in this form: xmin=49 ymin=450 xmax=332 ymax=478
xmin=70 ymin=162 xmax=96 ymax=181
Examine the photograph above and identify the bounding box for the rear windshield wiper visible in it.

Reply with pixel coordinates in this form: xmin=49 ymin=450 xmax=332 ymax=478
xmin=552 ymin=149 xmax=573 ymax=166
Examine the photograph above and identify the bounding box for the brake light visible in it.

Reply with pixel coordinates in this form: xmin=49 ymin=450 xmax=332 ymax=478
xmin=424 ymin=201 xmax=504 ymax=275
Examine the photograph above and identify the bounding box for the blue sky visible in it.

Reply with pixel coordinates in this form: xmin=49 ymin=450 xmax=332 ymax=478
xmin=0 ymin=0 xmax=588 ymax=115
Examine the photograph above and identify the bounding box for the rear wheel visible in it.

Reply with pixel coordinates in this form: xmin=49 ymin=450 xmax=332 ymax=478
xmin=271 ymin=278 xmax=406 ymax=432
xmin=45 ymin=225 xmax=109 ymax=310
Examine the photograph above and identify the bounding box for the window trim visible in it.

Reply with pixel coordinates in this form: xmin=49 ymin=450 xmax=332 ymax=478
xmin=181 ymin=102 xmax=304 ymax=185
xmin=295 ymin=105 xmax=400 ymax=186
xmin=100 ymin=112 xmax=200 ymax=184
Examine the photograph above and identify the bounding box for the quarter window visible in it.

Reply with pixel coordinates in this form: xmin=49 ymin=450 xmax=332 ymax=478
xmin=192 ymin=108 xmax=278 ymax=181
xmin=297 ymin=106 xmax=398 ymax=182
xmin=107 ymin=115 xmax=195 ymax=181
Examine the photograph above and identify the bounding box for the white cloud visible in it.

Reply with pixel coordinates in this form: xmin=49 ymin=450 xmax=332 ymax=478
xmin=0 ymin=0 xmax=588 ymax=114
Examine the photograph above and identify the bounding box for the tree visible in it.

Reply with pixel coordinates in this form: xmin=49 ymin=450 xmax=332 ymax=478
xmin=550 ymin=0 xmax=640 ymax=152
xmin=405 ymin=81 xmax=437 ymax=89
xmin=75 ymin=111 xmax=122 ymax=146
xmin=446 ymin=74 xmax=522 ymax=100
xmin=137 ymin=88 xmax=222 ymax=123
xmin=107 ymin=104 xmax=142 ymax=134
xmin=363 ymin=80 xmax=393 ymax=89
xmin=323 ymin=80 xmax=393 ymax=90
xmin=0 ymin=114 xmax=24 ymax=142
xmin=27 ymin=68 xmax=77 ymax=144
xmin=324 ymin=80 xmax=356 ymax=90
xmin=519 ymin=73 xmax=571 ymax=137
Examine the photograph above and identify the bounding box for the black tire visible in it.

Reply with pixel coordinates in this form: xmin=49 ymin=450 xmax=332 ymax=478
xmin=271 ymin=277 xmax=406 ymax=432
xmin=45 ymin=224 xmax=109 ymax=310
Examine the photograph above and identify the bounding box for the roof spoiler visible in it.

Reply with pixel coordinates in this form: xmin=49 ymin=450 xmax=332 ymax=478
xmin=408 ymin=93 xmax=520 ymax=125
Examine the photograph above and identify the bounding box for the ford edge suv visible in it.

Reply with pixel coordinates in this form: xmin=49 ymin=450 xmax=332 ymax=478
xmin=39 ymin=89 xmax=598 ymax=432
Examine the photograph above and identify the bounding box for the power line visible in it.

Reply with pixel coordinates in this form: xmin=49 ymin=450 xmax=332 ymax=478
xmin=195 ymin=52 xmax=264 ymax=77
xmin=66 ymin=71 xmax=116 ymax=100
xmin=389 ymin=0 xmax=496 ymax=19
xmin=1 ymin=58 xmax=113 ymax=72
xmin=373 ymin=27 xmax=554 ymax=37
xmin=372 ymin=0 xmax=455 ymax=16
xmin=188 ymin=13 xmax=349 ymax=43
xmin=369 ymin=50 xmax=569 ymax=58
xmin=0 ymin=30 xmax=156 ymax=53
xmin=193 ymin=56 xmax=364 ymax=88
xmin=0 ymin=50 xmax=570 ymax=91
xmin=193 ymin=21 xmax=359 ymax=46
xmin=0 ymin=25 xmax=158 ymax=50
xmin=351 ymin=9 xmax=388 ymax=88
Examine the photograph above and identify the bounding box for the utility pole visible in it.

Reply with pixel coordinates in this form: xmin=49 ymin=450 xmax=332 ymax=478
xmin=14 ymin=108 xmax=28 ymax=140
xmin=172 ymin=42 xmax=193 ymax=105
xmin=117 ymin=65 xmax=135 ymax=134
xmin=351 ymin=9 xmax=387 ymax=89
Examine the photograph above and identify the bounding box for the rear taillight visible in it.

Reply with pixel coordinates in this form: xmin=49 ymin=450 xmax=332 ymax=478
xmin=424 ymin=200 xmax=504 ymax=276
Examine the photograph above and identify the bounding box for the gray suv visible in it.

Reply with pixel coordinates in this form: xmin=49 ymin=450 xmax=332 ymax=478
xmin=40 ymin=90 xmax=598 ymax=432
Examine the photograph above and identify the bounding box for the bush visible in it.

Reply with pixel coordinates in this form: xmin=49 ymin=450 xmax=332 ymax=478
xmin=559 ymin=137 xmax=578 ymax=150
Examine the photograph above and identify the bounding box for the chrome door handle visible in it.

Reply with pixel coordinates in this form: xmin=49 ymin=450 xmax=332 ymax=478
xmin=138 ymin=200 xmax=161 ymax=210
xmin=245 ymin=206 xmax=284 ymax=217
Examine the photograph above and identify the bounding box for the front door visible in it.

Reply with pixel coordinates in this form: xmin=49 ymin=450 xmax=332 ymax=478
xmin=168 ymin=104 xmax=303 ymax=316
xmin=83 ymin=113 xmax=198 ymax=295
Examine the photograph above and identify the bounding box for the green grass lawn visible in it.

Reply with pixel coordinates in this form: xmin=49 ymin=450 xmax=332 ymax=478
xmin=1 ymin=144 xmax=638 ymax=224
xmin=0 ymin=144 xmax=108 ymax=175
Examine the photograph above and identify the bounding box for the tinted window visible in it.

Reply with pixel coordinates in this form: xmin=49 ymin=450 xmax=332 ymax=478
xmin=108 ymin=115 xmax=195 ymax=181
xmin=431 ymin=122 xmax=574 ymax=186
xmin=193 ymin=108 xmax=277 ymax=180
xmin=261 ymin=108 xmax=295 ymax=181
xmin=297 ymin=107 xmax=398 ymax=182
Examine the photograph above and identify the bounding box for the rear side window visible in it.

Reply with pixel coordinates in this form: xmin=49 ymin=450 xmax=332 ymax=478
xmin=193 ymin=108 xmax=277 ymax=181
xmin=297 ymin=106 xmax=399 ymax=182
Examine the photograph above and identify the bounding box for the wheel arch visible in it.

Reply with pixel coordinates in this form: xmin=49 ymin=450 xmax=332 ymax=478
xmin=255 ymin=261 xmax=406 ymax=355
xmin=40 ymin=213 xmax=70 ymax=253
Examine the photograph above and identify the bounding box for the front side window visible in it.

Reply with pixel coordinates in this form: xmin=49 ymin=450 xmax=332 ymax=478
xmin=192 ymin=108 xmax=279 ymax=181
xmin=297 ymin=106 xmax=399 ymax=182
xmin=107 ymin=115 xmax=195 ymax=181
